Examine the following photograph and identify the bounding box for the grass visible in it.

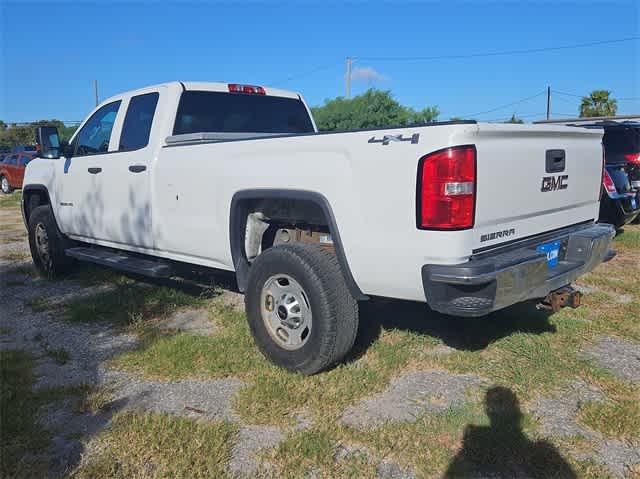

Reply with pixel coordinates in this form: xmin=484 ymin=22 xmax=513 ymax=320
xmin=0 ymin=250 xmax=30 ymax=262
xmin=70 ymin=412 xmax=237 ymax=479
xmin=0 ymin=190 xmax=22 ymax=208
xmin=0 ymin=349 xmax=63 ymax=478
xmin=45 ymin=347 xmax=71 ymax=365
xmin=615 ymin=224 xmax=640 ymax=249
xmin=2 ymin=195 xmax=637 ymax=477
xmin=63 ymin=280 xmax=210 ymax=328
xmin=99 ymin=226 xmax=640 ymax=477
xmin=26 ymin=297 xmax=54 ymax=312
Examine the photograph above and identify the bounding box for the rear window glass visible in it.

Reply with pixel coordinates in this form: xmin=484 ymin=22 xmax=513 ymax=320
xmin=173 ymin=91 xmax=314 ymax=135
xmin=120 ymin=92 xmax=159 ymax=151
xmin=603 ymin=127 xmax=640 ymax=160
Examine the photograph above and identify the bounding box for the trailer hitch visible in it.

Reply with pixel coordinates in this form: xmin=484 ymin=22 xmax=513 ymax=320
xmin=536 ymin=286 xmax=582 ymax=313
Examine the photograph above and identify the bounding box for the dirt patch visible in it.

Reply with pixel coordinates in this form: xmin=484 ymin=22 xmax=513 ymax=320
xmin=581 ymin=336 xmax=640 ymax=384
xmin=340 ymin=370 xmax=484 ymax=428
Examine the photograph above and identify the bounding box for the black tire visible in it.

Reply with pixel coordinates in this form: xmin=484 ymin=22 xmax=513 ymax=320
xmin=0 ymin=175 xmax=12 ymax=194
xmin=27 ymin=205 xmax=76 ymax=278
xmin=245 ymin=243 xmax=358 ymax=375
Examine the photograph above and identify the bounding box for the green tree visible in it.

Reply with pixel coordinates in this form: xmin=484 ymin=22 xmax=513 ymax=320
xmin=0 ymin=119 xmax=77 ymax=150
xmin=504 ymin=114 xmax=524 ymax=124
xmin=579 ymin=90 xmax=617 ymax=117
xmin=311 ymin=89 xmax=439 ymax=131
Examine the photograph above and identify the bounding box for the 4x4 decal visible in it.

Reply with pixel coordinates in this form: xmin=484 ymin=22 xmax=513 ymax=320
xmin=368 ymin=133 xmax=419 ymax=146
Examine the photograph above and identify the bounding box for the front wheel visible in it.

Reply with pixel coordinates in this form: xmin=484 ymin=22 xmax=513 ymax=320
xmin=0 ymin=176 xmax=12 ymax=194
xmin=245 ymin=243 xmax=359 ymax=375
xmin=27 ymin=205 xmax=76 ymax=278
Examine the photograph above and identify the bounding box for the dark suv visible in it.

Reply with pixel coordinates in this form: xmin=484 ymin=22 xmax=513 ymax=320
xmin=557 ymin=120 xmax=640 ymax=228
xmin=598 ymin=121 xmax=640 ymax=227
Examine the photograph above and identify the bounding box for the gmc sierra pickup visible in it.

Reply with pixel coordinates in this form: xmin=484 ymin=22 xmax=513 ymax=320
xmin=24 ymin=81 xmax=615 ymax=374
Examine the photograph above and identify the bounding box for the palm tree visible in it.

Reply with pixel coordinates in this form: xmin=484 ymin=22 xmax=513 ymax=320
xmin=579 ymin=90 xmax=617 ymax=117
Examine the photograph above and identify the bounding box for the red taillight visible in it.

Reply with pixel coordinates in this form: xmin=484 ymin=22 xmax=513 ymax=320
xmin=624 ymin=152 xmax=640 ymax=165
xmin=602 ymin=169 xmax=617 ymax=194
xmin=417 ymin=145 xmax=476 ymax=230
xmin=228 ymin=83 xmax=266 ymax=95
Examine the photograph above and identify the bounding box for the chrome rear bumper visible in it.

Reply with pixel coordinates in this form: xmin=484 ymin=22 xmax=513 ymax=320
xmin=422 ymin=223 xmax=616 ymax=317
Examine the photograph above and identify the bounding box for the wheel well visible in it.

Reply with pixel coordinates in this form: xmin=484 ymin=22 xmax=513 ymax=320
xmin=230 ymin=190 xmax=366 ymax=300
xmin=23 ymin=187 xmax=51 ymax=222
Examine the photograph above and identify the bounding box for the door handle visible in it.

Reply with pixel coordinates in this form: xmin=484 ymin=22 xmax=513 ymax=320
xmin=129 ymin=165 xmax=147 ymax=173
xmin=88 ymin=167 xmax=102 ymax=174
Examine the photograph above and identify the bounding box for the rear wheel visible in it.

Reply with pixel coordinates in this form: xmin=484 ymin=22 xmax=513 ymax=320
xmin=0 ymin=176 xmax=12 ymax=194
xmin=27 ymin=205 xmax=75 ymax=278
xmin=245 ymin=243 xmax=358 ymax=375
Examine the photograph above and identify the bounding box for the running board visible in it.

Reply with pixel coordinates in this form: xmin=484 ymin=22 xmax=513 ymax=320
xmin=65 ymin=247 xmax=173 ymax=278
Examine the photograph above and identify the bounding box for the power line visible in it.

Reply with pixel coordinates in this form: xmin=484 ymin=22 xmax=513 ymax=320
xmin=271 ymin=63 xmax=339 ymax=86
xmin=553 ymin=89 xmax=584 ymax=98
xmin=355 ymin=36 xmax=638 ymax=62
xmin=486 ymin=112 xmax=546 ymax=122
xmin=458 ymin=90 xmax=547 ymax=118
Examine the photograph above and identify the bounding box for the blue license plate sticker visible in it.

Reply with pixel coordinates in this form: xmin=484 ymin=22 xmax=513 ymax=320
xmin=537 ymin=240 xmax=561 ymax=268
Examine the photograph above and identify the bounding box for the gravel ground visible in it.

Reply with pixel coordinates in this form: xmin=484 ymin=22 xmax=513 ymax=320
xmin=341 ymin=370 xmax=485 ymax=428
xmin=0 ymin=222 xmax=276 ymax=476
xmin=530 ymin=379 xmax=640 ymax=478
xmin=2 ymin=204 xmax=638 ymax=478
xmin=581 ymin=336 xmax=640 ymax=384
xmin=529 ymin=380 xmax=605 ymax=439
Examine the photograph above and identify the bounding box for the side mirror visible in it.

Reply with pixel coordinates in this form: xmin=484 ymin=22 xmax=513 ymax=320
xmin=35 ymin=126 xmax=61 ymax=159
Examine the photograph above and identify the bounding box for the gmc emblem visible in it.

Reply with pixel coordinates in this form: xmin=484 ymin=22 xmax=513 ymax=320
xmin=541 ymin=175 xmax=568 ymax=192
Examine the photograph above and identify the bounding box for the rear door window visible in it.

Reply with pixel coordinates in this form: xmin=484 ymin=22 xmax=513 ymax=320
xmin=173 ymin=91 xmax=314 ymax=135
xmin=603 ymin=127 xmax=640 ymax=163
xmin=119 ymin=92 xmax=159 ymax=151
xmin=75 ymin=101 xmax=121 ymax=156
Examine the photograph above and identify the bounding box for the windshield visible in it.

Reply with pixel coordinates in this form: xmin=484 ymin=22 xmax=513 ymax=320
xmin=173 ymin=91 xmax=315 ymax=135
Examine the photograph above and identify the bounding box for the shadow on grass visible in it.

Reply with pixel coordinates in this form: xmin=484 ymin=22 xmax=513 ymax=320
xmin=351 ymin=298 xmax=556 ymax=359
xmin=445 ymin=386 xmax=576 ymax=478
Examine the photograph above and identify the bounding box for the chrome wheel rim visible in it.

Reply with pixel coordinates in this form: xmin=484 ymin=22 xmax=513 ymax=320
xmin=260 ymin=274 xmax=312 ymax=350
xmin=1 ymin=177 xmax=8 ymax=193
xmin=34 ymin=223 xmax=52 ymax=269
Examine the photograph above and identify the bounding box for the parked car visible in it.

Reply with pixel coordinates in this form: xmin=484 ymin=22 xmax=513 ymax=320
xmin=600 ymin=121 xmax=640 ymax=226
xmin=535 ymin=118 xmax=640 ymax=228
xmin=1 ymin=151 xmax=35 ymax=193
xmin=11 ymin=144 xmax=37 ymax=154
xmin=24 ymin=81 xmax=614 ymax=374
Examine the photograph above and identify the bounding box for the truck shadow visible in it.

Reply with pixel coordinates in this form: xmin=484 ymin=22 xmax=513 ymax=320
xmin=350 ymin=297 xmax=556 ymax=359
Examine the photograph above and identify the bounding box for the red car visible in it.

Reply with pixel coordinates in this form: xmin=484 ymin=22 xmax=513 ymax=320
xmin=0 ymin=151 xmax=35 ymax=194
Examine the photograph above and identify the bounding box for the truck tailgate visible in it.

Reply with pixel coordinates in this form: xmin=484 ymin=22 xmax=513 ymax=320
xmin=471 ymin=124 xmax=604 ymax=250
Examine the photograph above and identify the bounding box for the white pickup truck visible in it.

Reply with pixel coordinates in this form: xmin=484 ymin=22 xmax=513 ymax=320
xmin=24 ymin=81 xmax=615 ymax=374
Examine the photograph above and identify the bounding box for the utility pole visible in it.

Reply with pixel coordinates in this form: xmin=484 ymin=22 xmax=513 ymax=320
xmin=345 ymin=57 xmax=352 ymax=99
xmin=94 ymin=80 xmax=99 ymax=107
xmin=546 ymin=86 xmax=551 ymax=120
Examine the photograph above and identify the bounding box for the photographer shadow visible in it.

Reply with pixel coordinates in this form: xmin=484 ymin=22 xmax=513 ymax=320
xmin=445 ymin=386 xmax=576 ymax=478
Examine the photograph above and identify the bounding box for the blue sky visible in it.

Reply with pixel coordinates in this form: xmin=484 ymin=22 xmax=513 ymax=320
xmin=1 ymin=1 xmax=638 ymax=124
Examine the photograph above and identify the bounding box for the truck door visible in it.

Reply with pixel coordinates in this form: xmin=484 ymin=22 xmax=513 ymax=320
xmin=60 ymin=100 xmax=122 ymax=240
xmin=97 ymin=90 xmax=160 ymax=248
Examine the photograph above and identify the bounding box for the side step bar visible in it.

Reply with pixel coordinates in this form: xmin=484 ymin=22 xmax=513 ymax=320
xmin=66 ymin=247 xmax=173 ymax=278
